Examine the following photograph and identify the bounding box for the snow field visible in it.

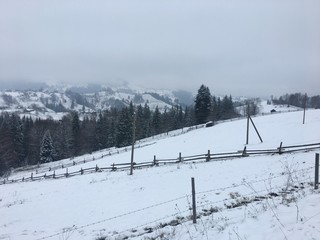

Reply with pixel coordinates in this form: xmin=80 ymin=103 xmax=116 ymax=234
xmin=0 ymin=109 xmax=319 ymax=240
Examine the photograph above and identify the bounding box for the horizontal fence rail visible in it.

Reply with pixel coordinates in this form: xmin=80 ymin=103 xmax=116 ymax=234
xmin=1 ymin=141 xmax=319 ymax=185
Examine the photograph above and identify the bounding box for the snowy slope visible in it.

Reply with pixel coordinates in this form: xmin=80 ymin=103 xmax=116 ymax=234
xmin=259 ymin=100 xmax=302 ymax=114
xmin=0 ymin=84 xmax=180 ymax=120
xmin=0 ymin=110 xmax=320 ymax=240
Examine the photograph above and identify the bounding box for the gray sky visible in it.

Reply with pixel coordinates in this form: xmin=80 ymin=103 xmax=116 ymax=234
xmin=0 ymin=0 xmax=319 ymax=97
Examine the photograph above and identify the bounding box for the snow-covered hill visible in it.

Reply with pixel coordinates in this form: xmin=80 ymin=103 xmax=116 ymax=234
xmin=0 ymin=83 xmax=187 ymax=120
xmin=1 ymin=110 xmax=320 ymax=240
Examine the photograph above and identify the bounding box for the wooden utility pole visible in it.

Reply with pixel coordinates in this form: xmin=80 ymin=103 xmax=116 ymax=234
xmin=130 ymin=112 xmax=136 ymax=176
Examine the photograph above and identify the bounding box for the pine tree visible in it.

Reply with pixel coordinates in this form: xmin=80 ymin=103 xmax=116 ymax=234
xmin=71 ymin=111 xmax=80 ymax=155
xmin=152 ymin=106 xmax=161 ymax=135
xmin=116 ymin=107 xmax=132 ymax=147
xmin=194 ymin=85 xmax=212 ymax=124
xmin=96 ymin=113 xmax=108 ymax=150
xmin=143 ymin=103 xmax=152 ymax=137
xmin=135 ymin=104 xmax=145 ymax=140
xmin=10 ymin=114 xmax=25 ymax=166
xmin=40 ymin=130 xmax=56 ymax=163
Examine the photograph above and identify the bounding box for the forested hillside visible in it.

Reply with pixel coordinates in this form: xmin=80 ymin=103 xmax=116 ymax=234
xmin=0 ymin=85 xmax=243 ymax=176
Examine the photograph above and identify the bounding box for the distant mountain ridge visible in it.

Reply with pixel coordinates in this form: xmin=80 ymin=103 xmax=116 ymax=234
xmin=0 ymin=83 xmax=194 ymax=119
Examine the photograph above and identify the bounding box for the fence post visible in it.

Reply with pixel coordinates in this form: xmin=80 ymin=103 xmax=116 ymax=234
xmin=95 ymin=164 xmax=99 ymax=172
xmin=153 ymin=155 xmax=157 ymax=166
xmin=191 ymin=177 xmax=197 ymax=224
xmin=303 ymin=93 xmax=307 ymax=124
xmin=206 ymin=150 xmax=210 ymax=161
xmin=80 ymin=168 xmax=84 ymax=175
xmin=65 ymin=168 xmax=69 ymax=178
xmin=315 ymin=153 xmax=319 ymax=190
xmin=112 ymin=163 xmax=116 ymax=171
xmin=53 ymin=171 xmax=56 ymax=178
xmin=31 ymin=173 xmax=33 ymax=181
xmin=242 ymin=146 xmax=247 ymax=157
xmin=246 ymin=106 xmax=250 ymax=145
xmin=278 ymin=142 xmax=283 ymax=154
xmin=179 ymin=152 xmax=182 ymax=162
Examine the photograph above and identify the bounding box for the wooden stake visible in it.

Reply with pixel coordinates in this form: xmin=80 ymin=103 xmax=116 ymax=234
xmin=153 ymin=155 xmax=157 ymax=166
xmin=278 ymin=142 xmax=283 ymax=154
xmin=315 ymin=153 xmax=319 ymax=190
xmin=191 ymin=177 xmax=197 ymax=224
xmin=246 ymin=108 xmax=250 ymax=145
xmin=303 ymin=93 xmax=307 ymax=124
xmin=242 ymin=146 xmax=247 ymax=157
xmin=130 ymin=112 xmax=136 ymax=176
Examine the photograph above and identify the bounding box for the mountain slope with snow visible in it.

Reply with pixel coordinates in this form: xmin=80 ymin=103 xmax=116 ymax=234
xmin=0 ymin=84 xmax=186 ymax=120
xmin=1 ymin=109 xmax=320 ymax=240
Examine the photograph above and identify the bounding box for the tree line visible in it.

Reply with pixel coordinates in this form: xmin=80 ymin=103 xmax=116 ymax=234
xmin=0 ymin=85 xmax=240 ymax=176
xmin=271 ymin=93 xmax=320 ymax=109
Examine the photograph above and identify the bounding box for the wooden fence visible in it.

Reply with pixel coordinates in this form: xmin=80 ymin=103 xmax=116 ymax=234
xmin=17 ymin=124 xmax=206 ymax=175
xmin=12 ymin=108 xmax=303 ymax=176
xmin=1 ymin=141 xmax=319 ymax=185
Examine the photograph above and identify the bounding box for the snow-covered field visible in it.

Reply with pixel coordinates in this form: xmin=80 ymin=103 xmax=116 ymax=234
xmin=1 ymin=109 xmax=320 ymax=240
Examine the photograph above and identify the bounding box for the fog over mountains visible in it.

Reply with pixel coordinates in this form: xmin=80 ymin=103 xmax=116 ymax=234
xmin=0 ymin=82 xmax=194 ymax=119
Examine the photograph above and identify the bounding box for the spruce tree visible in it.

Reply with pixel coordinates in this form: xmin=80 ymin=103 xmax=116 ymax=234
xmin=194 ymin=85 xmax=212 ymax=124
xmin=152 ymin=106 xmax=161 ymax=135
xmin=116 ymin=107 xmax=132 ymax=147
xmin=40 ymin=130 xmax=55 ymax=163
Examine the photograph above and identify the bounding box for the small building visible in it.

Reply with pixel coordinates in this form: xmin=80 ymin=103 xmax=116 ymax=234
xmin=205 ymin=121 xmax=214 ymax=127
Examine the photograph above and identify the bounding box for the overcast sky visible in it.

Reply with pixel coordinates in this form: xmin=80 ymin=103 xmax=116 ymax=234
xmin=0 ymin=0 xmax=319 ymax=97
